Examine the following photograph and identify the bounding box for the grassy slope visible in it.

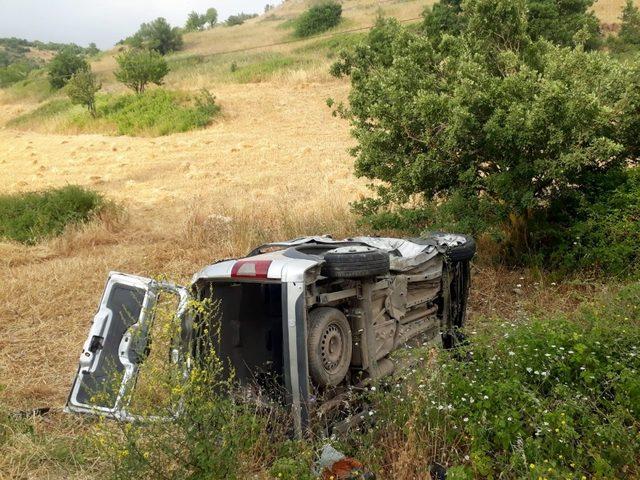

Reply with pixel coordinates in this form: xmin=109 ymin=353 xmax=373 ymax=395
xmin=0 ymin=0 xmax=637 ymax=478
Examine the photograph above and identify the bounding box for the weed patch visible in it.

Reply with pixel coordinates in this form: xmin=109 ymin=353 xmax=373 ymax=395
xmin=0 ymin=69 xmax=52 ymax=104
xmin=5 ymin=88 xmax=220 ymax=136
xmin=100 ymin=88 xmax=219 ymax=136
xmin=0 ymin=407 xmax=99 ymax=478
xmin=0 ymin=185 xmax=105 ymax=244
xmin=294 ymin=32 xmax=365 ymax=58
xmin=229 ymin=53 xmax=309 ymax=83
xmin=352 ymin=284 xmax=640 ymax=478
xmin=166 ymin=51 xmax=309 ymax=85
xmin=94 ymin=297 xmax=306 ymax=479
xmin=5 ymin=98 xmax=75 ymax=128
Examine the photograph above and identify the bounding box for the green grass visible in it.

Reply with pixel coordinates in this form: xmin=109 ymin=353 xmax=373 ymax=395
xmin=293 ymin=32 xmax=366 ymax=58
xmin=5 ymin=98 xmax=77 ymax=128
xmin=166 ymin=54 xmax=206 ymax=71
xmin=0 ymin=406 xmax=99 ymax=478
xmin=99 ymin=89 xmax=220 ymax=136
xmin=349 ymin=284 xmax=640 ymax=479
xmin=276 ymin=18 xmax=299 ymax=30
xmin=0 ymin=185 xmax=104 ymax=244
xmin=228 ymin=53 xmax=310 ymax=83
xmin=0 ymin=69 xmax=53 ymax=104
xmin=165 ymin=51 xmax=312 ymax=84
xmin=5 ymin=88 xmax=221 ymax=137
xmin=1 ymin=279 xmax=639 ymax=478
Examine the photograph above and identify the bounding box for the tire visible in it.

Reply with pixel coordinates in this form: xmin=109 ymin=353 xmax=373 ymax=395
xmin=426 ymin=233 xmax=476 ymax=262
xmin=322 ymin=246 xmax=390 ymax=279
xmin=307 ymin=307 xmax=352 ymax=388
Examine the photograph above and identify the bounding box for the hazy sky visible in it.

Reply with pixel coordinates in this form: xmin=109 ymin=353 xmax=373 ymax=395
xmin=0 ymin=0 xmax=277 ymax=49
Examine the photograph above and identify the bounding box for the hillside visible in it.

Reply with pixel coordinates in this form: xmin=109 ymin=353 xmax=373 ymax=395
xmin=0 ymin=0 xmax=637 ymax=478
xmin=0 ymin=0 xmax=633 ymax=434
xmin=2 ymin=0 xmax=427 ymax=413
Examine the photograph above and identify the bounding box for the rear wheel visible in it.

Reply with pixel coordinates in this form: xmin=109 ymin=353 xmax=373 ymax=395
xmin=307 ymin=308 xmax=352 ymax=388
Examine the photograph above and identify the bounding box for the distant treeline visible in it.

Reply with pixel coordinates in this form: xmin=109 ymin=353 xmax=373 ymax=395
xmin=0 ymin=37 xmax=99 ymax=58
xmin=0 ymin=37 xmax=99 ymax=87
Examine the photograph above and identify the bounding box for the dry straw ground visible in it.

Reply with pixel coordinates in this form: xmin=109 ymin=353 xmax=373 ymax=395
xmin=0 ymin=0 xmax=632 ymax=473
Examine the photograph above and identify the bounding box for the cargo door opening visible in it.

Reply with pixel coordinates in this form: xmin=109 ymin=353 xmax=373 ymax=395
xmin=196 ymin=281 xmax=285 ymax=400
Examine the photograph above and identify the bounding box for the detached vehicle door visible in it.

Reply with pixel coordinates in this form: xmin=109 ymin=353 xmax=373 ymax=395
xmin=66 ymin=272 xmax=190 ymax=420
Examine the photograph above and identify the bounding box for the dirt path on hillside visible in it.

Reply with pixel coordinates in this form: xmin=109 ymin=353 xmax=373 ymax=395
xmin=0 ymin=80 xmax=370 ymax=409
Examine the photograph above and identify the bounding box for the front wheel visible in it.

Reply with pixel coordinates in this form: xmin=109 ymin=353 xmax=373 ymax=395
xmin=425 ymin=232 xmax=476 ymax=262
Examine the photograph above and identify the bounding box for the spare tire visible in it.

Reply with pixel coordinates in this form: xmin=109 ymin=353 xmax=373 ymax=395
xmin=322 ymin=246 xmax=390 ymax=279
xmin=425 ymin=233 xmax=476 ymax=262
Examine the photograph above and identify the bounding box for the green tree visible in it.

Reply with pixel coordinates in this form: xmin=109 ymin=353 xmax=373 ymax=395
xmin=619 ymin=0 xmax=640 ymax=46
xmin=527 ymin=0 xmax=600 ymax=48
xmin=0 ymin=61 xmax=35 ymax=87
xmin=129 ymin=18 xmax=183 ymax=55
xmin=47 ymin=48 xmax=89 ymax=89
xmin=66 ymin=69 xmax=101 ymax=117
xmin=205 ymin=8 xmax=218 ymax=28
xmin=331 ymin=1 xmax=640 ymax=265
xmin=294 ymin=1 xmax=342 ymax=38
xmin=422 ymin=0 xmax=464 ymax=39
xmin=185 ymin=11 xmax=207 ymax=32
xmin=423 ymin=0 xmax=600 ymax=49
xmin=86 ymin=42 xmax=100 ymax=56
xmin=114 ymin=49 xmax=169 ymax=94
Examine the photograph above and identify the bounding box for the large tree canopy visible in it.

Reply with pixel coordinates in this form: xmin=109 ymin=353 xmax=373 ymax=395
xmin=423 ymin=0 xmax=601 ymax=49
xmin=331 ymin=0 xmax=640 ymax=264
xmin=129 ymin=18 xmax=183 ymax=55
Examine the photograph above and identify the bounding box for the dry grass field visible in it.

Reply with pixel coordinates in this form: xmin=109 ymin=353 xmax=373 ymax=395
xmin=594 ymin=0 xmax=632 ymax=23
xmin=0 ymin=0 xmax=634 ymax=477
xmin=0 ymin=78 xmax=365 ymax=409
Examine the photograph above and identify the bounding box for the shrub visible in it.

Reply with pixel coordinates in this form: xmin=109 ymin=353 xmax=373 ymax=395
xmin=86 ymin=42 xmax=100 ymax=56
xmin=353 ymin=283 xmax=640 ymax=478
xmin=47 ymin=48 xmax=88 ymax=89
xmin=0 ymin=185 xmax=104 ymax=244
xmin=331 ymin=3 xmax=640 ymax=272
xmin=185 ymin=11 xmax=207 ymax=32
xmin=204 ymin=8 xmax=218 ymax=28
xmin=114 ymin=49 xmax=169 ymax=94
xmin=294 ymin=1 xmax=342 ymax=38
xmin=96 ymin=298 xmax=294 ymax=479
xmin=619 ymin=0 xmax=640 ymax=47
xmin=226 ymin=13 xmax=258 ymax=26
xmin=548 ymin=168 xmax=640 ymax=275
xmin=66 ymin=69 xmax=101 ymax=117
xmin=0 ymin=61 xmax=38 ymax=87
xmin=127 ymin=17 xmax=183 ymax=55
xmin=102 ymin=89 xmax=220 ymax=136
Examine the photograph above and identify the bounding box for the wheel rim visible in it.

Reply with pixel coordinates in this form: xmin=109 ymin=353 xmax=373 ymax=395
xmin=320 ymin=323 xmax=345 ymax=373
